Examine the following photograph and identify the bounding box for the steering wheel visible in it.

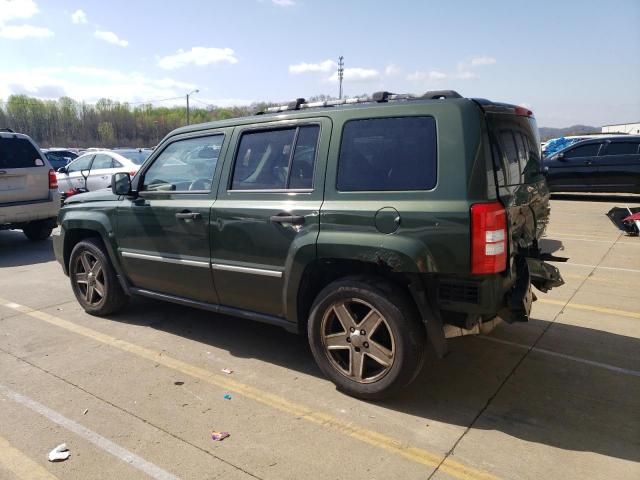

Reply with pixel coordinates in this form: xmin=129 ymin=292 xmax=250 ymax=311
xmin=188 ymin=178 xmax=211 ymax=191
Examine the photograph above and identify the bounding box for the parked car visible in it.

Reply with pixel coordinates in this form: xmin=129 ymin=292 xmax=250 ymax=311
xmin=0 ymin=128 xmax=60 ymax=240
xmin=53 ymin=90 xmax=564 ymax=399
xmin=42 ymin=148 xmax=79 ymax=170
xmin=112 ymin=148 xmax=153 ymax=166
xmin=543 ymin=135 xmax=640 ymax=193
xmin=56 ymin=150 xmax=142 ymax=192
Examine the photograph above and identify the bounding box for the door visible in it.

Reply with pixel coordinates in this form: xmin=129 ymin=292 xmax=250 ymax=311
xmin=0 ymin=135 xmax=49 ymax=204
xmin=59 ymin=154 xmax=94 ymax=190
xmin=116 ymin=131 xmax=229 ymax=303
xmin=545 ymin=142 xmax=603 ymax=191
xmin=86 ymin=153 xmax=122 ymax=191
xmin=211 ymin=119 xmax=330 ymax=317
xmin=594 ymin=140 xmax=640 ymax=192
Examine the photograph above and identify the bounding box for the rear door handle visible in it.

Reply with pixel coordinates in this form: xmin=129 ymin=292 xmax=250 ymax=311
xmin=175 ymin=212 xmax=201 ymax=220
xmin=270 ymin=214 xmax=305 ymax=225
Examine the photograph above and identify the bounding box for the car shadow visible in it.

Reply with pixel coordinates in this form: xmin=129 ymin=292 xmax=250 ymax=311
xmin=0 ymin=230 xmax=56 ymax=267
xmin=109 ymin=297 xmax=640 ymax=464
xmin=551 ymin=193 xmax=640 ymax=203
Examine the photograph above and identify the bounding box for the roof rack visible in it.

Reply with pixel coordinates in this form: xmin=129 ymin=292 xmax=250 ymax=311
xmin=0 ymin=128 xmax=15 ymax=133
xmin=263 ymin=90 xmax=463 ymax=113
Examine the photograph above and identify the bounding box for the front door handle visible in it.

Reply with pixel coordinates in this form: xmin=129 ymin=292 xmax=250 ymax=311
xmin=176 ymin=211 xmax=201 ymax=220
xmin=270 ymin=214 xmax=305 ymax=225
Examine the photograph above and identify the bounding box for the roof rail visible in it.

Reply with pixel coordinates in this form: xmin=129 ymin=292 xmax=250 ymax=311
xmin=0 ymin=128 xmax=15 ymax=133
xmin=263 ymin=90 xmax=463 ymax=113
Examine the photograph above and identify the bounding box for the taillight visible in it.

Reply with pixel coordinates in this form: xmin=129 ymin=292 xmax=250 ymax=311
xmin=48 ymin=169 xmax=58 ymax=189
xmin=471 ymin=202 xmax=507 ymax=274
xmin=514 ymin=106 xmax=533 ymax=117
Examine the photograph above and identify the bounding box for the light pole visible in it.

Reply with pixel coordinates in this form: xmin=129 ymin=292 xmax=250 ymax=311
xmin=186 ymin=89 xmax=199 ymax=125
xmin=338 ymin=56 xmax=344 ymax=99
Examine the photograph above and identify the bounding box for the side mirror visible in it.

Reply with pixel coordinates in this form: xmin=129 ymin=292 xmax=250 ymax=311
xmin=57 ymin=167 xmax=68 ymax=174
xmin=111 ymin=172 xmax=132 ymax=196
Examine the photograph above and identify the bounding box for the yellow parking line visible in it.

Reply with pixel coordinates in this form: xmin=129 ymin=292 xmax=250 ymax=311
xmin=0 ymin=298 xmax=498 ymax=480
xmin=0 ymin=434 xmax=59 ymax=480
xmin=539 ymin=298 xmax=640 ymax=320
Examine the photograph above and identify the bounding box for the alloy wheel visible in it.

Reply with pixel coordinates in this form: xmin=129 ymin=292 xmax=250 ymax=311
xmin=74 ymin=251 xmax=106 ymax=306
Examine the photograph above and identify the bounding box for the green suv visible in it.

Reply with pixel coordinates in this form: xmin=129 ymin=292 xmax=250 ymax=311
xmin=53 ymin=90 xmax=564 ymax=399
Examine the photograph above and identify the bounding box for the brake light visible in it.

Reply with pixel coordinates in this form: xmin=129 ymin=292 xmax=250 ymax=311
xmin=471 ymin=202 xmax=507 ymax=274
xmin=48 ymin=169 xmax=58 ymax=189
xmin=514 ymin=106 xmax=533 ymax=117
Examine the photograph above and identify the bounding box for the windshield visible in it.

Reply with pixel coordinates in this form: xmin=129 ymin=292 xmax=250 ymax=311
xmin=117 ymin=149 xmax=152 ymax=165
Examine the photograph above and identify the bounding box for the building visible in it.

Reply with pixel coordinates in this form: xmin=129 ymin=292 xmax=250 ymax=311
xmin=602 ymin=122 xmax=640 ymax=134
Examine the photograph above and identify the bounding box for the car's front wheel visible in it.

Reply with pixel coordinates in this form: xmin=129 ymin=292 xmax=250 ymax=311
xmin=308 ymin=277 xmax=426 ymax=400
xmin=69 ymin=238 xmax=128 ymax=316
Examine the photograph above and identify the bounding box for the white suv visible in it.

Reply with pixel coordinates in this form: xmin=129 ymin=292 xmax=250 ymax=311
xmin=0 ymin=129 xmax=60 ymax=241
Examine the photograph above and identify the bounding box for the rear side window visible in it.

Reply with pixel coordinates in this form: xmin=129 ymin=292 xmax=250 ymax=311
xmin=604 ymin=142 xmax=640 ymax=156
xmin=337 ymin=116 xmax=437 ymax=191
xmin=91 ymin=154 xmax=118 ymax=169
xmin=0 ymin=137 xmax=42 ymax=169
xmin=231 ymin=125 xmax=320 ymax=191
xmin=564 ymin=143 xmax=601 ymax=158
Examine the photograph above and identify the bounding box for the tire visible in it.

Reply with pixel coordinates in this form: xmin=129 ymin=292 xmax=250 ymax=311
xmin=308 ymin=277 xmax=426 ymax=400
xmin=69 ymin=238 xmax=129 ymax=316
xmin=23 ymin=220 xmax=53 ymax=241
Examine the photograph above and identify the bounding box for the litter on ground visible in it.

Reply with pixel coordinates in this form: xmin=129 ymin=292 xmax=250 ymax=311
xmin=211 ymin=431 xmax=230 ymax=442
xmin=221 ymin=368 xmax=233 ymax=375
xmin=48 ymin=443 xmax=70 ymax=462
xmin=223 ymin=393 xmax=232 ymax=400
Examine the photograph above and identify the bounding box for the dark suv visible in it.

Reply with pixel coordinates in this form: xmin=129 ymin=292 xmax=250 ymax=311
xmin=53 ymin=91 xmax=563 ymax=399
xmin=544 ymin=135 xmax=640 ymax=193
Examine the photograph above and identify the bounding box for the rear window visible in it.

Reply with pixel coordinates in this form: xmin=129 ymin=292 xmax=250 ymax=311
xmin=488 ymin=115 xmax=542 ymax=186
xmin=337 ymin=116 xmax=437 ymax=191
xmin=604 ymin=142 xmax=640 ymax=156
xmin=0 ymin=137 xmax=43 ymax=169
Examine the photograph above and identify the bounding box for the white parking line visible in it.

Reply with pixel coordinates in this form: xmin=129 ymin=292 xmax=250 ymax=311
xmin=0 ymin=384 xmax=180 ymax=480
xmin=549 ymin=261 xmax=640 ymax=273
xmin=477 ymin=336 xmax=640 ymax=378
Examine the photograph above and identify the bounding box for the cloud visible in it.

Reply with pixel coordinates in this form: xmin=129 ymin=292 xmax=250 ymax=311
xmin=71 ymin=9 xmax=87 ymax=24
xmin=407 ymin=70 xmax=448 ymax=81
xmin=0 ymin=23 xmax=52 ymax=39
xmin=328 ymin=67 xmax=380 ymax=83
xmin=94 ymin=30 xmax=128 ymax=47
xmin=157 ymin=47 xmax=238 ymax=70
xmin=384 ymin=64 xmax=401 ymax=76
xmin=470 ymin=55 xmax=497 ymax=67
xmin=289 ymin=59 xmax=336 ymax=74
xmin=0 ymin=66 xmax=198 ymax=104
xmin=272 ymin=0 xmax=296 ymax=6
xmin=0 ymin=0 xmax=38 ymax=23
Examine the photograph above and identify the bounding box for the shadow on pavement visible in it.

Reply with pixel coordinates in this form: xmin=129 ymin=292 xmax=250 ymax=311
xmin=0 ymin=230 xmax=55 ymax=267
xmin=109 ymin=297 xmax=640 ymax=464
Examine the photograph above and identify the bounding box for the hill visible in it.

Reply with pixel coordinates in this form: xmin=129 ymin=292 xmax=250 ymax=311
xmin=539 ymin=125 xmax=599 ymax=141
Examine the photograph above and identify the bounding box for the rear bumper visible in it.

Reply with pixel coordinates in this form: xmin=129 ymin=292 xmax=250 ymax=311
xmin=436 ymin=256 xmax=563 ymax=323
xmin=0 ymin=191 xmax=60 ymax=226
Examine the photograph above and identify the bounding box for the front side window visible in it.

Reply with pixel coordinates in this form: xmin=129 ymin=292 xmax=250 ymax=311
xmin=564 ymin=143 xmax=601 ymax=158
xmin=231 ymin=125 xmax=320 ymax=190
xmin=67 ymin=155 xmax=93 ymax=173
xmin=142 ymin=135 xmax=223 ymax=192
xmin=337 ymin=116 xmax=437 ymax=191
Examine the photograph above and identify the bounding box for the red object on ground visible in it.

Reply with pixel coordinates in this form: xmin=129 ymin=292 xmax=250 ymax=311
xmin=623 ymin=212 xmax=640 ymax=222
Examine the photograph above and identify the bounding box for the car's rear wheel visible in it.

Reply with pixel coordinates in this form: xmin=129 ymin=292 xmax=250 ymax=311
xmin=23 ymin=220 xmax=53 ymax=241
xmin=69 ymin=238 xmax=128 ymax=316
xmin=308 ymin=277 xmax=426 ymax=400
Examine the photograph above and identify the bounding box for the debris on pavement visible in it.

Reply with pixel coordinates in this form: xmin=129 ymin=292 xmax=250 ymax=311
xmin=48 ymin=443 xmax=70 ymax=462
xmin=174 ymin=381 xmax=184 ymax=386
xmin=606 ymin=207 xmax=640 ymax=235
xmin=221 ymin=368 xmax=233 ymax=375
xmin=211 ymin=431 xmax=230 ymax=442
xmin=223 ymin=393 xmax=232 ymax=400
xmin=83 ymin=408 xmax=88 ymax=415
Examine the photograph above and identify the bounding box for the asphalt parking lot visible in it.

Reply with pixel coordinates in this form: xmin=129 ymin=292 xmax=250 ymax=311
xmin=1 ymin=195 xmax=639 ymax=480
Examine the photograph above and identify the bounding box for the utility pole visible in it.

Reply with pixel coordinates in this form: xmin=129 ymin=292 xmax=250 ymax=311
xmin=338 ymin=56 xmax=344 ymax=99
xmin=186 ymin=89 xmax=199 ymax=125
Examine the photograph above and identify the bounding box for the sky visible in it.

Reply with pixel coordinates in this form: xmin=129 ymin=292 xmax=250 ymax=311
xmin=0 ymin=0 xmax=639 ymax=127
